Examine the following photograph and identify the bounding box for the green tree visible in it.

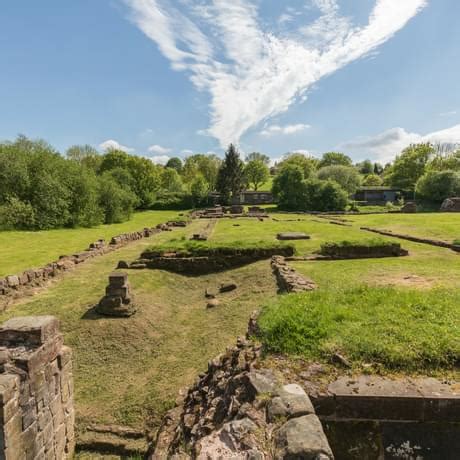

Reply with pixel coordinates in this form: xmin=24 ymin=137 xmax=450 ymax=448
xmin=66 ymin=144 xmax=101 ymax=171
xmin=374 ymin=163 xmax=383 ymax=175
xmin=277 ymin=153 xmax=318 ymax=178
xmin=245 ymin=152 xmax=270 ymax=165
xmin=356 ymin=159 xmax=373 ymax=175
xmin=415 ymin=170 xmax=460 ymax=203
xmin=317 ymin=165 xmax=362 ymax=194
xmin=182 ymin=154 xmax=221 ymax=191
xmin=386 ymin=143 xmax=434 ymax=191
xmin=190 ymin=174 xmax=209 ymax=206
xmin=166 ymin=157 xmax=183 ymax=173
xmin=161 ymin=167 xmax=184 ymax=192
xmin=362 ymin=174 xmax=383 ymax=186
xmin=428 ymin=150 xmax=460 ymax=171
xmin=272 ymin=164 xmax=305 ymax=210
xmin=216 ymin=144 xmax=245 ymax=203
xmin=318 ymin=152 xmax=352 ymax=168
xmin=245 ymin=159 xmax=270 ymax=191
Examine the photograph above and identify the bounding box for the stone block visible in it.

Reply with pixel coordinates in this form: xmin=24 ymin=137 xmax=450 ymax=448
xmin=268 ymin=384 xmax=315 ymax=421
xmin=0 ymin=374 xmax=19 ymax=405
xmin=109 ymin=272 xmax=128 ymax=287
xmin=0 ymin=316 xmax=60 ymax=347
xmin=106 ymin=284 xmax=130 ymax=297
xmin=275 ymin=414 xmax=334 ymax=459
xmin=276 ymin=232 xmax=310 ymax=241
xmin=6 ymin=275 xmax=19 ymax=288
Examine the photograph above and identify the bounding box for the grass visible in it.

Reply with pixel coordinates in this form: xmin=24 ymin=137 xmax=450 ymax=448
xmin=0 ymin=219 xmax=277 ymax=432
xmin=0 ymin=210 xmax=180 ymax=277
xmin=258 ymin=286 xmax=460 ymax=372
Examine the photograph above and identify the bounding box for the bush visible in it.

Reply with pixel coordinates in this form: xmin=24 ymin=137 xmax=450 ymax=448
xmin=317 ymin=165 xmax=361 ymax=194
xmin=150 ymin=192 xmax=194 ymax=210
xmin=415 ymin=170 xmax=460 ymax=203
xmin=0 ymin=197 xmax=35 ymax=230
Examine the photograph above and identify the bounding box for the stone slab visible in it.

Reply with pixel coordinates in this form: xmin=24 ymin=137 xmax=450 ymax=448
xmin=0 ymin=316 xmax=60 ymax=347
xmin=277 ymin=232 xmax=310 ymax=241
xmin=326 ymin=376 xmax=460 ymax=422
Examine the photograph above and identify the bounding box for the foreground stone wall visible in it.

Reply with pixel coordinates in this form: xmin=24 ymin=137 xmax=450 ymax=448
xmin=150 ymin=336 xmax=333 ymax=459
xmin=0 ymin=316 xmax=74 ymax=459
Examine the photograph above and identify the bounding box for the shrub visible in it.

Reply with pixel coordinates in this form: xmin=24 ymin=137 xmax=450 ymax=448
xmin=317 ymin=165 xmax=361 ymax=194
xmin=0 ymin=197 xmax=35 ymax=230
xmin=415 ymin=170 xmax=460 ymax=203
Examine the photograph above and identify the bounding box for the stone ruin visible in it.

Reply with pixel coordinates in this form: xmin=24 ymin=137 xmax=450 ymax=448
xmin=271 ymin=256 xmax=317 ymax=293
xmin=441 ymin=197 xmax=460 ymax=212
xmin=150 ymin=337 xmax=333 ymax=459
xmin=277 ymin=232 xmax=310 ymax=241
xmin=400 ymin=201 xmax=417 ymax=213
xmin=0 ymin=316 xmax=75 ymax=459
xmin=96 ymin=272 xmax=137 ymax=317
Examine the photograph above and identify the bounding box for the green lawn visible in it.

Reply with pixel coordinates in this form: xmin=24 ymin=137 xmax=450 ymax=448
xmin=348 ymin=212 xmax=460 ymax=243
xmin=0 ymin=210 xmax=180 ymax=277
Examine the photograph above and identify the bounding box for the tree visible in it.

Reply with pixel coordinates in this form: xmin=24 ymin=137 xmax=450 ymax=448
xmin=216 ymin=144 xmax=245 ymax=203
xmin=317 ymin=165 xmax=362 ymax=194
xmin=415 ymin=170 xmax=460 ymax=203
xmin=166 ymin=157 xmax=183 ymax=173
xmin=362 ymin=174 xmax=383 ymax=186
xmin=318 ymin=152 xmax=352 ymax=168
xmin=277 ymin=153 xmax=318 ymax=178
xmin=272 ymin=164 xmax=305 ymax=210
xmin=356 ymin=159 xmax=373 ymax=175
xmin=428 ymin=150 xmax=460 ymax=172
xmin=66 ymin=144 xmax=101 ymax=171
xmin=306 ymin=179 xmax=348 ymax=212
xmin=374 ymin=163 xmax=383 ymax=175
xmin=245 ymin=160 xmax=270 ymax=191
xmin=161 ymin=167 xmax=184 ymax=192
xmin=386 ymin=143 xmax=434 ymax=191
xmin=245 ymin=152 xmax=270 ymax=165
xmin=182 ymin=154 xmax=221 ymax=191
xmin=190 ymin=174 xmax=208 ymax=206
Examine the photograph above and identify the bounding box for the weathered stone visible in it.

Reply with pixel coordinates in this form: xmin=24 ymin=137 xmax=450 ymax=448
xmin=246 ymin=370 xmax=278 ymax=398
xmin=206 ymin=299 xmax=220 ymax=309
xmin=277 ymin=232 xmax=310 ymax=241
xmin=268 ymin=384 xmax=315 ymax=421
xmin=275 ymin=414 xmax=334 ymax=459
xmin=0 ymin=316 xmax=60 ymax=347
xmin=441 ymin=197 xmax=460 ymax=212
xmin=117 ymin=260 xmax=129 ymax=269
xmin=6 ymin=275 xmax=20 ymax=288
xmin=108 ymin=272 xmax=128 ymax=287
xmin=219 ymin=283 xmax=237 ymax=293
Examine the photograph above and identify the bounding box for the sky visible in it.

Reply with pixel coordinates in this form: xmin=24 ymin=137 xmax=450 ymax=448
xmin=1 ymin=0 xmax=460 ymax=165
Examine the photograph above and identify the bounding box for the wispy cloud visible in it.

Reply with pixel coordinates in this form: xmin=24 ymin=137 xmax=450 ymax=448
xmin=99 ymin=139 xmax=134 ymax=152
xmin=260 ymin=123 xmax=311 ymax=137
xmin=147 ymin=144 xmax=171 ymax=154
xmin=440 ymin=110 xmax=457 ymax=117
xmin=124 ymin=0 xmax=427 ymax=147
xmin=341 ymin=124 xmax=460 ymax=163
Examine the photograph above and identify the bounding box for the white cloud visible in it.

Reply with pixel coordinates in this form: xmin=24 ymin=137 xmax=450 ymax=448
xmin=341 ymin=124 xmax=460 ymax=163
xmin=150 ymin=155 xmax=170 ymax=165
xmin=124 ymin=0 xmax=426 ymax=147
xmin=260 ymin=123 xmax=311 ymax=137
xmin=181 ymin=149 xmax=194 ymax=156
xmin=99 ymin=139 xmax=134 ymax=152
xmin=147 ymin=144 xmax=172 ymax=154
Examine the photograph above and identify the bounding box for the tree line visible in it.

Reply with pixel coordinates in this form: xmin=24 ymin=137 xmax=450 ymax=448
xmin=1 ymin=135 xmax=459 ymax=230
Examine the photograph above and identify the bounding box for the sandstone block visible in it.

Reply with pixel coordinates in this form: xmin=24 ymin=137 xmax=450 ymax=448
xmin=0 ymin=316 xmax=60 ymax=347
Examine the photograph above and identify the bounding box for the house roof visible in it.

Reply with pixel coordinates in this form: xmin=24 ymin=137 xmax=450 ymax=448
xmin=357 ymin=186 xmax=401 ymax=191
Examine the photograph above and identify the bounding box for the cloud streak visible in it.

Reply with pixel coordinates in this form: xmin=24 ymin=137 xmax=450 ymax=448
xmin=124 ymin=0 xmax=427 ymax=147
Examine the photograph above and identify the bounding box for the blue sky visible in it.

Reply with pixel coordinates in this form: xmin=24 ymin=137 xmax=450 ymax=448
xmin=1 ymin=0 xmax=459 ymax=164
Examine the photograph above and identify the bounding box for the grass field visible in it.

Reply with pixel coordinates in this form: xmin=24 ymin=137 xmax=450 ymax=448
xmin=1 ymin=210 xmax=459 ymax=438
xmin=0 ymin=210 xmax=180 ymax=277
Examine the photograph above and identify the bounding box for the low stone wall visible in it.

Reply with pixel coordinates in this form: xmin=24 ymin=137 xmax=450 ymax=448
xmin=131 ymin=247 xmax=295 ymax=275
xmin=361 ymin=226 xmax=460 ymax=253
xmin=0 ymin=221 xmax=185 ymax=304
xmin=319 ymin=241 xmax=408 ymax=259
xmin=149 ymin=337 xmax=333 ymax=459
xmin=271 ymin=256 xmax=317 ymax=293
xmin=0 ymin=316 xmax=75 ymax=459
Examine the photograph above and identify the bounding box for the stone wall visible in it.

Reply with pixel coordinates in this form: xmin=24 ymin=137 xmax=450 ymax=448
xmin=271 ymin=256 xmax=317 ymax=293
xmin=0 ymin=316 xmax=74 ymax=459
xmin=0 ymin=221 xmax=185 ymax=304
xmin=131 ymin=247 xmax=295 ymax=275
xmin=149 ymin=337 xmax=333 ymax=459
xmin=319 ymin=241 xmax=408 ymax=259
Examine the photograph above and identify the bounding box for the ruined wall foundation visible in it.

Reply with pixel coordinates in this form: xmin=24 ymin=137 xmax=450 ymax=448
xmin=0 ymin=316 xmax=74 ymax=460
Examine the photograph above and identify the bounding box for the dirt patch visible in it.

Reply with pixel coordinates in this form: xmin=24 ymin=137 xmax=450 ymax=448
xmin=368 ymin=273 xmax=437 ymax=289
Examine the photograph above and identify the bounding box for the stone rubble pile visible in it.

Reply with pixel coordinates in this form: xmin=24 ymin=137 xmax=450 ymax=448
xmin=0 ymin=316 xmax=75 ymax=459
xmin=96 ymin=272 xmax=137 ymax=317
xmin=271 ymin=256 xmax=317 ymax=293
xmin=0 ymin=220 xmax=187 ymax=302
xmin=149 ymin=337 xmax=333 ymax=459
